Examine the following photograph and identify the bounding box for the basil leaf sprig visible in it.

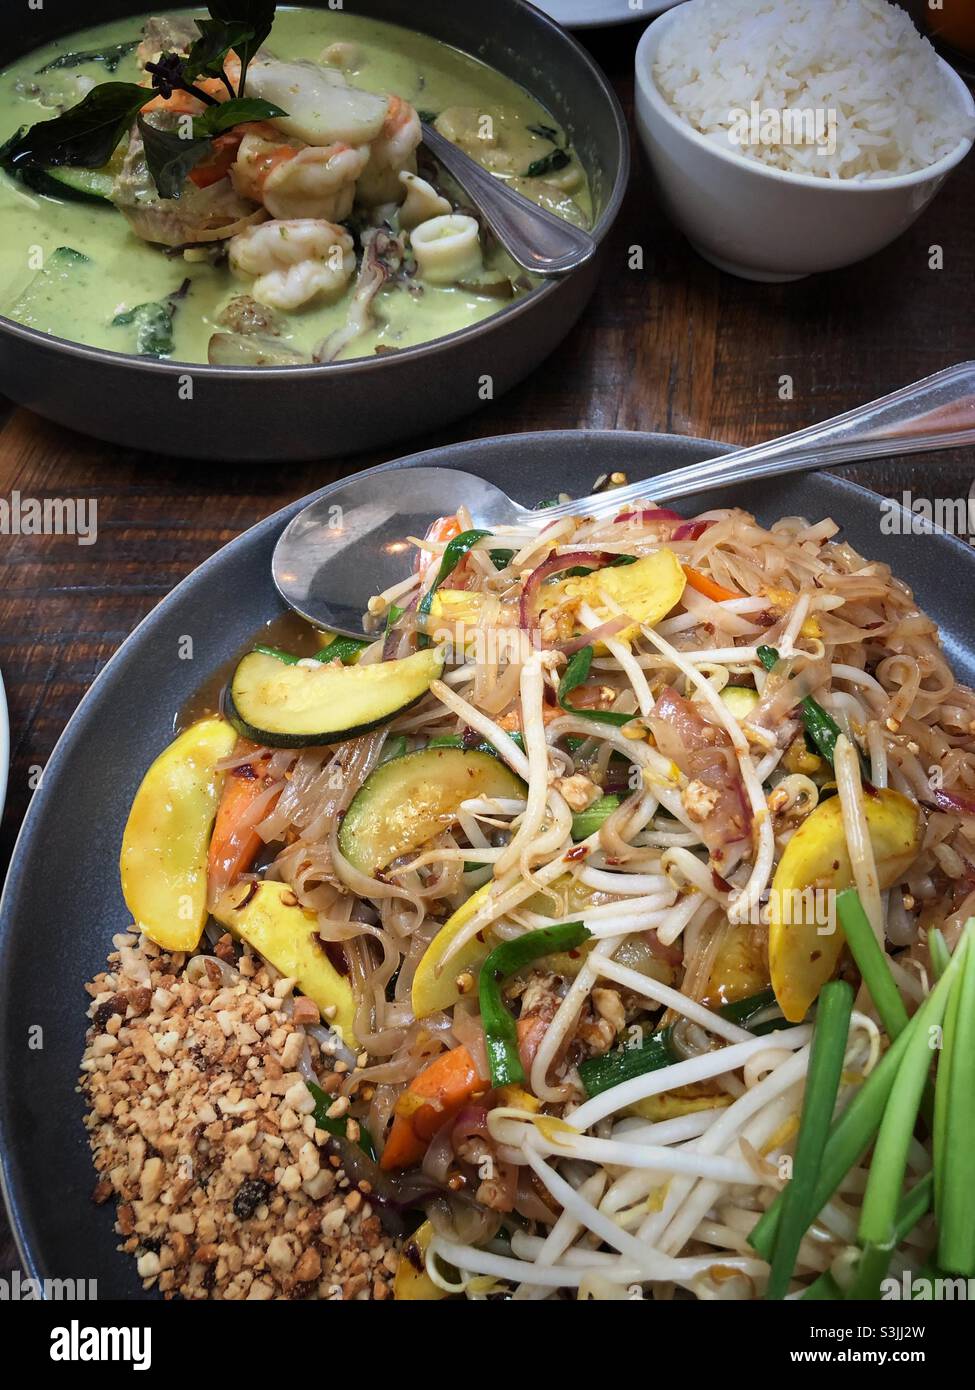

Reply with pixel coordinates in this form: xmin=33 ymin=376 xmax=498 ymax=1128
xmin=1 ymin=4 xmax=284 ymax=201
xmin=524 ymin=148 xmax=570 ymax=180
xmin=183 ymin=17 xmax=257 ymax=91
xmin=136 ymin=115 xmax=212 ymax=198
xmin=1 ymin=84 xmax=150 ymax=172
xmin=209 ymin=1 xmax=277 ymax=94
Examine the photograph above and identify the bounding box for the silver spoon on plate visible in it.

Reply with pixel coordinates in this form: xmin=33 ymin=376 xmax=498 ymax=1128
xmin=273 ymin=361 xmax=975 ymax=639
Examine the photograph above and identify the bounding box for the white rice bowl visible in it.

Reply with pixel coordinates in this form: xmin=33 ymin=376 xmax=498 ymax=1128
xmin=653 ymin=0 xmax=975 ymax=181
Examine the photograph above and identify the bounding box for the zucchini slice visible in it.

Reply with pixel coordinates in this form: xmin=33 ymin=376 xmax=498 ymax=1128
xmin=22 ymin=164 xmax=116 ymax=203
xmin=720 ymin=685 xmax=760 ymax=719
xmin=227 ymin=645 xmax=444 ymax=748
xmin=339 ymin=746 xmax=526 ymax=877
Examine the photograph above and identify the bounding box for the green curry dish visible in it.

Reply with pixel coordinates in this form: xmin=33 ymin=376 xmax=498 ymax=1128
xmin=0 ymin=7 xmax=593 ymax=364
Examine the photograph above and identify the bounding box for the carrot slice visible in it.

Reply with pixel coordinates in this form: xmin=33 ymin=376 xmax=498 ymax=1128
xmin=380 ymin=1045 xmax=487 ymax=1170
xmin=682 ymin=565 xmax=741 ymax=603
xmin=140 ymin=73 xmax=232 ymax=115
xmin=207 ymin=739 xmax=279 ymax=900
xmin=188 ymin=130 xmax=246 ymax=188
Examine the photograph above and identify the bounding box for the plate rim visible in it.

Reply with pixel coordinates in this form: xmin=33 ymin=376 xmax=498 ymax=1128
xmin=0 ymin=669 xmax=7 ymax=823
xmin=3 ymin=428 xmax=972 ymax=1282
xmin=538 ymin=0 xmax=675 ymax=29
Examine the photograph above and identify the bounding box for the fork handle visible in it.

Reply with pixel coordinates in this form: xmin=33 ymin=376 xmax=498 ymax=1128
xmin=536 ymin=362 xmax=975 ymax=521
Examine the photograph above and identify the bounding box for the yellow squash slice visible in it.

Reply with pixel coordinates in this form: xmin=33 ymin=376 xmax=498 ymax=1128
xmin=543 ymin=548 xmax=686 ymax=643
xmin=411 ymin=882 xmax=496 ymax=1018
xmin=394 ymin=1220 xmax=448 ymax=1301
xmin=769 ymin=788 xmax=922 ymax=1022
xmin=120 ymin=718 xmax=237 ymax=952
xmin=212 ymin=880 xmax=358 ymax=1047
xmin=412 ymin=873 xmax=599 ymax=1018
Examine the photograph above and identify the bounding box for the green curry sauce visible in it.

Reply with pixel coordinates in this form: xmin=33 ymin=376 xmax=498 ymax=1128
xmin=0 ymin=8 xmax=591 ymax=364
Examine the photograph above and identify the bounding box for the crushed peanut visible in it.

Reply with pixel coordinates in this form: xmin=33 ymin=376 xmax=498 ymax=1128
xmin=81 ymin=935 xmax=398 ymax=1300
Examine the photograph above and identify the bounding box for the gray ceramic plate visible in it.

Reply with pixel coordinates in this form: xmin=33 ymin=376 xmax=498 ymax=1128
xmin=2 ymin=430 xmax=974 ymax=1295
xmin=0 ymin=0 xmax=628 ymax=461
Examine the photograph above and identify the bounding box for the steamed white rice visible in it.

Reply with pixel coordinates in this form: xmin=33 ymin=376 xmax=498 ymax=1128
xmin=654 ymin=0 xmax=974 ymax=180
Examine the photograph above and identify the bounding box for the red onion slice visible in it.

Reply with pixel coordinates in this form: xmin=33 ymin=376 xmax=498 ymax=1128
xmin=519 ymin=550 xmax=620 ymax=628
xmin=673 ymin=519 xmax=716 ymax=542
xmin=926 ymin=787 xmax=975 ymax=817
xmin=614 ymin=508 xmax=681 ymax=526
xmin=559 ymin=616 xmax=630 ymax=654
xmin=451 ymin=1104 xmax=490 ymax=1150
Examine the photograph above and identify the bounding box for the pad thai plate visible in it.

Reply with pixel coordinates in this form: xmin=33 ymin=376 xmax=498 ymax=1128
xmin=2 ymin=431 xmax=974 ymax=1298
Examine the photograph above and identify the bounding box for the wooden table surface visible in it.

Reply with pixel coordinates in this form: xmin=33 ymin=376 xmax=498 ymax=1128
xmin=0 ymin=22 xmax=973 ymax=1275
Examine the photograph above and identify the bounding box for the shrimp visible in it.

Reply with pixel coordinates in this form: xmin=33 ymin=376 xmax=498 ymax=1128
xmin=356 ymin=95 xmax=421 ymax=207
xmin=231 ymin=129 xmax=369 ymax=221
xmin=228 ymin=218 xmax=356 ymax=311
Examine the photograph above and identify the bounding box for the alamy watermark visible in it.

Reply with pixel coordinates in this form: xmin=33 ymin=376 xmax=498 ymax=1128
xmin=0 ymin=490 xmax=97 ymax=546
xmin=0 ymin=1269 xmax=97 ymax=1300
xmin=883 ymin=1271 xmax=975 ymax=1300
xmin=727 ymin=101 xmax=838 ymax=158
xmin=880 ymin=490 xmax=975 ymax=538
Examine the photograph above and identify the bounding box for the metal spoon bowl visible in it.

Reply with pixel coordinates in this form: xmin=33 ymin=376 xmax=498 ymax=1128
xmin=273 ymin=362 xmax=975 ymax=638
xmin=420 ymin=123 xmax=597 ymax=278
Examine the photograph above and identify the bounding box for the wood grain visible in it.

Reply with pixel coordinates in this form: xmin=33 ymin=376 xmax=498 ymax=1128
xmin=0 ymin=23 xmax=973 ymax=1274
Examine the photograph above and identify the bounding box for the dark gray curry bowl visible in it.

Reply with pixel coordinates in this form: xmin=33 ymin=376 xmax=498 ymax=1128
xmin=3 ymin=429 xmax=975 ymax=1295
xmin=0 ymin=0 xmax=628 ymax=462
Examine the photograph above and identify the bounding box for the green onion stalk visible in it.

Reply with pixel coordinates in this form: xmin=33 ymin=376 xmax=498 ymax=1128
xmin=766 ymin=980 xmax=854 ymax=1299
xmin=750 ymin=933 xmax=969 ymax=1268
xmin=935 ymin=922 xmax=975 ymax=1276
xmin=846 ymin=939 xmax=966 ymax=1299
